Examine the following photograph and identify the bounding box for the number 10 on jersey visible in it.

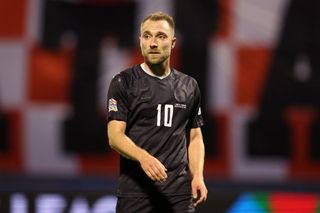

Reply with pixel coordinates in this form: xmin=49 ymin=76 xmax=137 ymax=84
xmin=156 ymin=104 xmax=173 ymax=127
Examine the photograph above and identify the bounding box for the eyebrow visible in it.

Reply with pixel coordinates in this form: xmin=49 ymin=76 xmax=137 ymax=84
xmin=142 ymin=31 xmax=168 ymax=36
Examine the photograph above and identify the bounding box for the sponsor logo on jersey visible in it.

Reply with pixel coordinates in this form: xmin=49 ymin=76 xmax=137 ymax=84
xmin=174 ymin=103 xmax=187 ymax=109
xmin=108 ymin=98 xmax=118 ymax=112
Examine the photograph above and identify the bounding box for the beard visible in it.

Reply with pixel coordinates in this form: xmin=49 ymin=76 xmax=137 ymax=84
xmin=145 ymin=55 xmax=165 ymax=65
xmin=142 ymin=50 xmax=170 ymax=65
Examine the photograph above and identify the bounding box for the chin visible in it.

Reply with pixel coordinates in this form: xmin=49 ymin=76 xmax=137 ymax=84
xmin=148 ymin=57 xmax=167 ymax=64
xmin=146 ymin=59 xmax=162 ymax=65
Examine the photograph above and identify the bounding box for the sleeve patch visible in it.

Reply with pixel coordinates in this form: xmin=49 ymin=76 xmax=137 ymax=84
xmin=108 ymin=98 xmax=118 ymax=112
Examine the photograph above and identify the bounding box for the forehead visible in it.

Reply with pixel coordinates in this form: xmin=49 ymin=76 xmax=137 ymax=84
xmin=141 ymin=20 xmax=173 ymax=35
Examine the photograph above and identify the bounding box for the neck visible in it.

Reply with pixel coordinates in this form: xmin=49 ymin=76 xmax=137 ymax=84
xmin=142 ymin=62 xmax=170 ymax=77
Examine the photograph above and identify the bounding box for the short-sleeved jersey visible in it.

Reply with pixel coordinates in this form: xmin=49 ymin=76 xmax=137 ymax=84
xmin=107 ymin=65 xmax=203 ymax=197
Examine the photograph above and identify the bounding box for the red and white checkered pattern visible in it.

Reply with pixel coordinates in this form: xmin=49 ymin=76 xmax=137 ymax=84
xmin=1 ymin=0 xmax=297 ymax=180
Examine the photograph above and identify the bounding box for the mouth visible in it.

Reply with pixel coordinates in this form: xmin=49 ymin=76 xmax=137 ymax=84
xmin=148 ymin=51 xmax=160 ymax=54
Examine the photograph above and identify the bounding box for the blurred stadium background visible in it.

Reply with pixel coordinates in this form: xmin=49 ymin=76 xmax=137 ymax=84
xmin=1 ymin=0 xmax=320 ymax=212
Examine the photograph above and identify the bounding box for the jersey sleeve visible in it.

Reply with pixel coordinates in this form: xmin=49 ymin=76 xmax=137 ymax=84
xmin=187 ymin=81 xmax=204 ymax=129
xmin=107 ymin=73 xmax=129 ymax=122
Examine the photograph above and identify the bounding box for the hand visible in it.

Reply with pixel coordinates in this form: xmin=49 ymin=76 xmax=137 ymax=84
xmin=139 ymin=151 xmax=167 ymax=182
xmin=191 ymin=176 xmax=207 ymax=207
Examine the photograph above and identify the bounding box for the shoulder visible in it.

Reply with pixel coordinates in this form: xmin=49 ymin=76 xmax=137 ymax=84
xmin=111 ymin=65 xmax=143 ymax=87
xmin=172 ymin=69 xmax=199 ymax=89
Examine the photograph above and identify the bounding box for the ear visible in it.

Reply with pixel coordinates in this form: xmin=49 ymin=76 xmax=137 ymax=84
xmin=171 ymin=37 xmax=176 ymax=49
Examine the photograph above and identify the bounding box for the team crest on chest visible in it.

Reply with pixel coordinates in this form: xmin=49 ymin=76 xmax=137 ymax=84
xmin=174 ymin=89 xmax=187 ymax=103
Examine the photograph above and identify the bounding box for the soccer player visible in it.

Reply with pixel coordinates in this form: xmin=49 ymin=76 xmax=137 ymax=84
xmin=107 ymin=11 xmax=207 ymax=212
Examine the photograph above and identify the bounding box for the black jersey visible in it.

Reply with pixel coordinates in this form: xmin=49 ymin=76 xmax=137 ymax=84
xmin=107 ymin=65 xmax=203 ymax=197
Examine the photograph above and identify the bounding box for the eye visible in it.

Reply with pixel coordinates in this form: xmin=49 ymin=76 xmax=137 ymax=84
xmin=142 ymin=34 xmax=151 ymax=39
xmin=158 ymin=34 xmax=167 ymax=40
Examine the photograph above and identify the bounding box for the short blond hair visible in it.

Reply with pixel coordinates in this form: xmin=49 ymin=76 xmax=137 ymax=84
xmin=140 ymin=11 xmax=175 ymax=34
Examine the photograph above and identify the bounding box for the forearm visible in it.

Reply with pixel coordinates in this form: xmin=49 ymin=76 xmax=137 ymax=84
xmin=188 ymin=131 xmax=205 ymax=179
xmin=188 ymin=128 xmax=208 ymax=206
xmin=107 ymin=120 xmax=167 ymax=182
xmin=108 ymin=122 xmax=147 ymax=162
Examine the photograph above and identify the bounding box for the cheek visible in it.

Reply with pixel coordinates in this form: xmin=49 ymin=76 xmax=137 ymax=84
xmin=140 ymin=43 xmax=148 ymax=53
xmin=160 ymin=41 xmax=169 ymax=48
xmin=140 ymin=40 xmax=147 ymax=48
xmin=163 ymin=44 xmax=172 ymax=53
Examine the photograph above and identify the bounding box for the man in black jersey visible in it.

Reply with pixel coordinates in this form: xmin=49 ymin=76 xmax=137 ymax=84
xmin=107 ymin=11 xmax=207 ymax=212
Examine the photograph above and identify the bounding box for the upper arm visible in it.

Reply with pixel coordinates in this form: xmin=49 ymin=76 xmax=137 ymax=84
xmin=187 ymin=81 xmax=204 ymax=129
xmin=189 ymin=127 xmax=203 ymax=142
xmin=108 ymin=120 xmax=126 ymax=144
xmin=107 ymin=74 xmax=129 ymax=122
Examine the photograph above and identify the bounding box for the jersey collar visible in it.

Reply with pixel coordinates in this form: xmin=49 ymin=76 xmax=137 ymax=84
xmin=140 ymin=64 xmax=171 ymax=80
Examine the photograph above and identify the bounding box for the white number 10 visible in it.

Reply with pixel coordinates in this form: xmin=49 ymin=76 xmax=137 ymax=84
xmin=157 ymin=104 xmax=173 ymax=127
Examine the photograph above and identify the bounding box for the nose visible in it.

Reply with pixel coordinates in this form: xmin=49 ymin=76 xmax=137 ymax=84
xmin=150 ymin=37 xmax=158 ymax=48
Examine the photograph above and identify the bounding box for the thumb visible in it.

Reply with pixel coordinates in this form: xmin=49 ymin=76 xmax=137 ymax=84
xmin=192 ymin=186 xmax=198 ymax=199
